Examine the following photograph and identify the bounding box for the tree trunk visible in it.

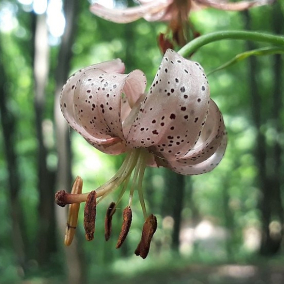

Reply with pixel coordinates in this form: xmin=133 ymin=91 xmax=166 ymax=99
xmin=54 ymin=0 xmax=86 ymax=283
xmin=243 ymin=7 xmax=283 ymax=255
xmin=163 ymin=169 xmax=185 ymax=252
xmin=171 ymin=174 xmax=185 ymax=251
xmin=222 ymin=179 xmax=234 ymax=260
xmin=0 ymin=38 xmax=27 ymax=272
xmin=32 ymin=11 xmax=57 ymax=266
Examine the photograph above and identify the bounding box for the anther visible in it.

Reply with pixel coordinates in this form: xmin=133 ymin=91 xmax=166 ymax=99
xmin=135 ymin=214 xmax=157 ymax=259
xmin=105 ymin=202 xmax=116 ymax=241
xmin=116 ymin=206 xmax=132 ymax=248
xmin=64 ymin=176 xmax=83 ymax=246
xmin=84 ymin=191 xmax=97 ymax=241
xmin=55 ymin=190 xmax=67 ymax=207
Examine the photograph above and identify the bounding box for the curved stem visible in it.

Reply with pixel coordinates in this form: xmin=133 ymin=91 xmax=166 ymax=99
xmin=178 ymin=30 xmax=284 ymax=58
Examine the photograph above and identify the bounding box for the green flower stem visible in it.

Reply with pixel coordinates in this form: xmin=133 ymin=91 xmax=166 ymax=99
xmin=178 ymin=30 xmax=284 ymax=58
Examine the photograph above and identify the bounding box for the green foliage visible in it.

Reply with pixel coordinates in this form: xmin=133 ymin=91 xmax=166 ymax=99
xmin=1 ymin=0 xmax=284 ymax=283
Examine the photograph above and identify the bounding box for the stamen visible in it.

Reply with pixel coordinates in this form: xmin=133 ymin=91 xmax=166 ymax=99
xmin=116 ymin=206 xmax=132 ymax=248
xmin=55 ymin=190 xmax=89 ymax=206
xmin=128 ymin=158 xmax=140 ymax=207
xmin=136 ymin=152 xmax=148 ymax=220
xmin=135 ymin=214 xmax=157 ymax=259
xmin=84 ymin=191 xmax=97 ymax=241
xmin=115 ymin=174 xmax=131 ymax=206
xmin=57 ymin=149 xmax=154 ymax=255
xmin=64 ymin=176 xmax=83 ymax=246
xmin=105 ymin=202 xmax=116 ymax=241
xmin=95 ymin=150 xmax=139 ymax=200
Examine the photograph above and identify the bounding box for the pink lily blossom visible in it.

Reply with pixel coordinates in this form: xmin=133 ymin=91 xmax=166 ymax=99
xmin=57 ymin=49 xmax=227 ymax=257
xmin=61 ymin=49 xmax=226 ymax=175
xmin=90 ymin=0 xmax=275 ymax=49
xmin=90 ymin=0 xmax=270 ymax=23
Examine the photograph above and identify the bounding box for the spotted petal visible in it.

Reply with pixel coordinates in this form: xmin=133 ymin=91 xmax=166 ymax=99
xmin=125 ymin=49 xmax=210 ymax=160
xmin=178 ymin=99 xmax=225 ymax=165
xmin=61 ymin=60 xmax=147 ymax=155
xmin=160 ymin=132 xmax=227 ymax=175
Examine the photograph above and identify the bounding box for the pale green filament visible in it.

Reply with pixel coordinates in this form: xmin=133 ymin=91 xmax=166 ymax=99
xmin=114 ymin=174 xmax=131 ymax=207
xmin=94 ymin=148 xmax=149 ymax=219
xmin=136 ymin=151 xmax=148 ymax=220
xmin=128 ymin=161 xmax=140 ymax=207
xmin=95 ymin=149 xmax=139 ymax=199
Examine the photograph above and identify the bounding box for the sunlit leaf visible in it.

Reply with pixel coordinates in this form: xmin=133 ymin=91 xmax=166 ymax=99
xmin=208 ymin=46 xmax=284 ymax=76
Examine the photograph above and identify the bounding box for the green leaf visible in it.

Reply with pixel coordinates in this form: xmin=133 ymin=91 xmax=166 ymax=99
xmin=208 ymin=46 xmax=284 ymax=76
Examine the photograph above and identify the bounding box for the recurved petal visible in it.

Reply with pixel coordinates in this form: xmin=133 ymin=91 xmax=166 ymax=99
xmin=92 ymin=59 xmax=126 ymax=73
xmin=61 ymin=61 xmax=147 ymax=155
xmin=73 ymin=69 xmax=126 ymax=141
xmin=61 ymin=62 xmax=127 ymax=154
xmin=90 ymin=1 xmax=172 ymax=23
xmin=157 ymin=131 xmax=227 ymax=175
xmin=120 ymin=70 xmax=147 ymax=123
xmin=74 ymin=68 xmax=146 ymax=137
xmin=61 ymin=59 xmax=124 ymax=133
xmin=177 ymin=99 xmax=225 ymax=165
xmin=194 ymin=0 xmax=275 ymax=11
xmin=61 ymin=60 xmax=127 ymax=154
xmin=126 ymin=49 xmax=210 ymax=158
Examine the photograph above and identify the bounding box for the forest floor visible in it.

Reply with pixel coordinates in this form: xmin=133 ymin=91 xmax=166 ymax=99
xmin=108 ymin=264 xmax=284 ymax=284
xmin=21 ymin=262 xmax=284 ymax=283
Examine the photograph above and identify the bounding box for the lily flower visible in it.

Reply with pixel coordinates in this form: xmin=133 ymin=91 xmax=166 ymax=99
xmin=56 ymin=49 xmax=227 ymax=258
xmin=90 ymin=0 xmax=274 ymax=50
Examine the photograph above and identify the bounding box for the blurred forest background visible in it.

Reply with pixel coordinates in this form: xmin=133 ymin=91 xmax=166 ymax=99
xmin=1 ymin=0 xmax=284 ymax=283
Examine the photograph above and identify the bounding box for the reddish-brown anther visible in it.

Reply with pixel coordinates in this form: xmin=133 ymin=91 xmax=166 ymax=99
xmin=116 ymin=206 xmax=132 ymax=248
xmin=55 ymin=190 xmax=67 ymax=207
xmin=84 ymin=191 xmax=97 ymax=241
xmin=105 ymin=202 xmax=116 ymax=241
xmin=135 ymin=214 xmax=157 ymax=259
